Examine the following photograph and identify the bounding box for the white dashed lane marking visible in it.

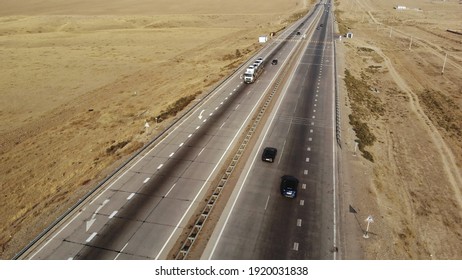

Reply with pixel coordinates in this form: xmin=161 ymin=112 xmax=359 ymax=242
xmin=109 ymin=211 xmax=117 ymax=219
xmin=127 ymin=193 xmax=135 ymax=200
xmin=86 ymin=232 xmax=97 ymax=243
xmin=164 ymin=183 xmax=177 ymax=197
xmin=143 ymin=178 xmax=150 ymax=183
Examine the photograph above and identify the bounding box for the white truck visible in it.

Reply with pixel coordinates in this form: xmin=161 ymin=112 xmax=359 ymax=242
xmin=243 ymin=58 xmax=264 ymax=84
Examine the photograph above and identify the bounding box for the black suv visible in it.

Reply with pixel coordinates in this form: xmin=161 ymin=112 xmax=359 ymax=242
xmin=271 ymin=59 xmax=278 ymax=65
xmin=280 ymin=175 xmax=299 ymax=198
xmin=262 ymin=147 xmax=277 ymax=162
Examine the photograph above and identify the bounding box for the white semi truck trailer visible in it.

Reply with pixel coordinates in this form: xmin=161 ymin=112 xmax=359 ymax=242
xmin=243 ymin=57 xmax=264 ymax=84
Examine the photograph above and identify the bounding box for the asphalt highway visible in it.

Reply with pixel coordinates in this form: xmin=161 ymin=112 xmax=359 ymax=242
xmin=203 ymin=2 xmax=337 ymax=260
xmin=18 ymin=3 xmax=327 ymax=260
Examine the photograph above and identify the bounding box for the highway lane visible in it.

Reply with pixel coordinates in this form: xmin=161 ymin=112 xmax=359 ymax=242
xmin=18 ymin=5 xmax=325 ymax=260
xmin=203 ymin=2 xmax=337 ymax=260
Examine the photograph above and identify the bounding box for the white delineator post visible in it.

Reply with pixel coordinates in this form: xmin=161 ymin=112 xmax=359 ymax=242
xmin=363 ymin=215 xmax=374 ymax=238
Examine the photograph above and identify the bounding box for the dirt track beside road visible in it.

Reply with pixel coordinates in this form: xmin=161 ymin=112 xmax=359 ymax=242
xmin=335 ymin=0 xmax=462 ymax=259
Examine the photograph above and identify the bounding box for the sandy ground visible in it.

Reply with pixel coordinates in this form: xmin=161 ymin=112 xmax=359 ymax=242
xmin=335 ymin=0 xmax=462 ymax=259
xmin=1 ymin=0 xmax=461 ymax=260
xmin=0 ymin=0 xmax=311 ymax=259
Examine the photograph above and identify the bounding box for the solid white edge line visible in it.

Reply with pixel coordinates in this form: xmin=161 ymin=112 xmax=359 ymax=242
xmin=114 ymin=242 xmax=129 ymax=260
xmin=164 ymin=183 xmax=177 ymax=198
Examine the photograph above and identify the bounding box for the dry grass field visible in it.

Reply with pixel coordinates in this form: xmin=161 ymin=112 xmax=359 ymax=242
xmin=0 ymin=0 xmax=312 ymax=259
xmin=335 ymin=0 xmax=462 ymax=259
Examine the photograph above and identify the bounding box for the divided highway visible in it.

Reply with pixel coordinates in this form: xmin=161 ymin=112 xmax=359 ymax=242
xmin=203 ymin=3 xmax=337 ymax=259
xmin=17 ymin=2 xmax=336 ymax=260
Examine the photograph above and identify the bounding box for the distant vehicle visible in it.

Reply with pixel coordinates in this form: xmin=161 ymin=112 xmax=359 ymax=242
xmin=296 ymin=31 xmax=301 ymax=35
xmin=320 ymin=24 xmax=324 ymax=27
xmin=316 ymin=27 xmax=320 ymax=30
xmin=262 ymin=147 xmax=277 ymax=162
xmin=280 ymin=175 xmax=299 ymax=198
xmin=271 ymin=59 xmax=278 ymax=65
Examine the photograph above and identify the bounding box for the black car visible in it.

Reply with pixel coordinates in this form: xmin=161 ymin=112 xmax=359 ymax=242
xmin=296 ymin=31 xmax=301 ymax=35
xmin=280 ymin=175 xmax=299 ymax=198
xmin=262 ymin=147 xmax=277 ymax=162
xmin=271 ymin=59 xmax=278 ymax=65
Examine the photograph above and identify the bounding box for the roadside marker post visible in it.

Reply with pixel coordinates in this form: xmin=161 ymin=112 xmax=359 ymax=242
xmin=363 ymin=215 xmax=374 ymax=239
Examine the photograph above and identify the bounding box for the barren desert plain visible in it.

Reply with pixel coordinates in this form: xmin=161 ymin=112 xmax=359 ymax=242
xmin=0 ymin=0 xmax=461 ymax=260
